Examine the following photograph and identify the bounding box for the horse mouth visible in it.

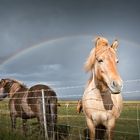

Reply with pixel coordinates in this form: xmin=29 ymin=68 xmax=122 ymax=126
xmin=108 ymin=82 xmax=123 ymax=94
xmin=108 ymin=86 xmax=121 ymax=94
xmin=0 ymin=88 xmax=8 ymax=100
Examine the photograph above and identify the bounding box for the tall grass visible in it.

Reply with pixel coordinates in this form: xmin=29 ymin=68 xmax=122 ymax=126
xmin=0 ymin=100 xmax=139 ymax=140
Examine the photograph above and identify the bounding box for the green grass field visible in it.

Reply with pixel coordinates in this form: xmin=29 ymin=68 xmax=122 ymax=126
xmin=0 ymin=100 xmax=139 ymax=140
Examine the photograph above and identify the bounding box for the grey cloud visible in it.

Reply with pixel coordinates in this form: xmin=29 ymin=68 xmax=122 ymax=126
xmin=39 ymin=64 xmax=62 ymax=71
xmin=2 ymin=36 xmax=140 ymax=82
xmin=0 ymin=0 xmax=140 ymax=100
xmin=0 ymin=36 xmax=91 ymax=84
xmin=0 ymin=0 xmax=140 ymax=63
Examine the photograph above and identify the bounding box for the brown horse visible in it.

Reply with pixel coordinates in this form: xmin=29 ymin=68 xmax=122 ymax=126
xmin=82 ymin=37 xmax=123 ymax=140
xmin=76 ymin=100 xmax=83 ymax=113
xmin=0 ymin=78 xmax=58 ymax=139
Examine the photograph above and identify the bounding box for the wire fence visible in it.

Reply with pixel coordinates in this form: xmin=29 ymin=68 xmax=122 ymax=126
xmin=0 ymin=79 xmax=139 ymax=140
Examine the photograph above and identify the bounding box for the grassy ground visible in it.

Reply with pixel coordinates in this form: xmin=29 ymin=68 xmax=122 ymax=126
xmin=0 ymin=100 xmax=139 ymax=140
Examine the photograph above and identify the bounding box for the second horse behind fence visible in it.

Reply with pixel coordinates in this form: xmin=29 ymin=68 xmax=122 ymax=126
xmin=0 ymin=78 xmax=58 ymax=139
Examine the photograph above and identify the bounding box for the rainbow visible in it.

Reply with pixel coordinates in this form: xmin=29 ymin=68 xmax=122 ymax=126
xmin=1 ymin=35 xmax=138 ymax=66
xmin=1 ymin=35 xmax=82 ymax=65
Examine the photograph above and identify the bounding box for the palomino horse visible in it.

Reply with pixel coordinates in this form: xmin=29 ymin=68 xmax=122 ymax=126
xmin=82 ymin=37 xmax=123 ymax=140
xmin=0 ymin=78 xmax=58 ymax=139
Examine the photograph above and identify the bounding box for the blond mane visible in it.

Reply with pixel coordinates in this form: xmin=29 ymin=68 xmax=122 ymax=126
xmin=84 ymin=37 xmax=109 ymax=72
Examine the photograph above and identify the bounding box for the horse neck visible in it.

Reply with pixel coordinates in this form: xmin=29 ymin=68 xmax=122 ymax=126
xmin=96 ymin=80 xmax=109 ymax=93
xmin=88 ymin=71 xmax=109 ymax=94
xmin=86 ymin=73 xmax=96 ymax=91
xmin=7 ymin=82 xmax=22 ymax=97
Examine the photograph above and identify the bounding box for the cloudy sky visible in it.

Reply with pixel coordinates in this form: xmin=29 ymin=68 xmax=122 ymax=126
xmin=0 ymin=0 xmax=140 ymax=99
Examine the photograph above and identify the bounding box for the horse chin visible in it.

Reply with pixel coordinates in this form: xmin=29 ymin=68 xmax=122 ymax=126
xmin=108 ymin=85 xmax=121 ymax=94
xmin=0 ymin=88 xmax=4 ymax=95
xmin=111 ymin=90 xmax=120 ymax=94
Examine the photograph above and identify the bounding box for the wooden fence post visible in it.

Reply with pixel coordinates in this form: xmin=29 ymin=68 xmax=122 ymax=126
xmin=42 ymin=89 xmax=49 ymax=140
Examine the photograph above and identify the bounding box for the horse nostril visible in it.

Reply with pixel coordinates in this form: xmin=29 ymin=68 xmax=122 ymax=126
xmin=112 ymin=81 xmax=117 ymax=87
xmin=111 ymin=80 xmax=123 ymax=91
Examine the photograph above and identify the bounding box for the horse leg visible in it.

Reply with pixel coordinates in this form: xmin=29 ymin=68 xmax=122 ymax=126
xmin=106 ymin=118 xmax=115 ymax=140
xmin=9 ymin=100 xmax=17 ymax=130
xmin=22 ymin=119 xmax=27 ymax=135
xmin=10 ymin=115 xmax=16 ymax=130
xmin=37 ymin=114 xmax=45 ymax=136
xmin=86 ymin=117 xmax=95 ymax=140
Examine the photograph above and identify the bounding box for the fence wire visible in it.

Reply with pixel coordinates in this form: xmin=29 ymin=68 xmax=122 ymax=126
xmin=0 ymin=79 xmax=139 ymax=140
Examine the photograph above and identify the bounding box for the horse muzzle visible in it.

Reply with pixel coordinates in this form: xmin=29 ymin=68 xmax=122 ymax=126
xmin=0 ymin=88 xmax=8 ymax=100
xmin=109 ymin=80 xmax=123 ymax=94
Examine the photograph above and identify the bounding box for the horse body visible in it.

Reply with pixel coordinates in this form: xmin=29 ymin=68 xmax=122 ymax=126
xmin=82 ymin=37 xmax=123 ymax=140
xmin=83 ymin=82 xmax=123 ymax=120
xmin=0 ymin=79 xmax=57 ymax=138
xmin=9 ymin=86 xmax=33 ymax=120
xmin=27 ymin=84 xmax=57 ymax=137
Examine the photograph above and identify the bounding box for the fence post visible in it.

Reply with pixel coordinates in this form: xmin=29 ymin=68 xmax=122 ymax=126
xmin=137 ymin=104 xmax=140 ymax=140
xmin=42 ymin=89 xmax=49 ymax=140
xmin=79 ymin=128 xmax=82 ymax=140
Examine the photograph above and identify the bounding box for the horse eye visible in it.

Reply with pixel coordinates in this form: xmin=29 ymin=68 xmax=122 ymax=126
xmin=98 ymin=59 xmax=103 ymax=63
xmin=116 ymin=60 xmax=119 ymax=63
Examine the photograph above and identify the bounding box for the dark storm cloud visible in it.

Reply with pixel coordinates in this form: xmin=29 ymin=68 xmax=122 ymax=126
xmin=0 ymin=0 xmax=140 ymax=100
xmin=0 ymin=0 xmax=140 ymax=64
xmin=1 ymin=36 xmax=92 ymax=80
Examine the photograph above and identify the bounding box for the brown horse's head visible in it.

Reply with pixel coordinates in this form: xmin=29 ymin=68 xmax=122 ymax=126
xmin=0 ymin=79 xmax=10 ymax=100
xmin=0 ymin=78 xmax=24 ymax=99
xmin=85 ymin=37 xmax=123 ymax=94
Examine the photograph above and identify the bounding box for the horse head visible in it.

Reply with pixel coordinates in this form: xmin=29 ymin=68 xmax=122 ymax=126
xmin=85 ymin=37 xmax=123 ymax=94
xmin=0 ymin=79 xmax=10 ymax=100
xmin=0 ymin=78 xmax=24 ymax=100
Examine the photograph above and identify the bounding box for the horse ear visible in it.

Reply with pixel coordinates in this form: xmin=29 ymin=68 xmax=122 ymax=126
xmin=95 ymin=36 xmax=109 ymax=47
xmin=111 ymin=40 xmax=119 ymax=51
xmin=95 ymin=37 xmax=100 ymax=46
xmin=84 ymin=48 xmax=96 ymax=72
xmin=1 ymin=79 xmax=5 ymax=83
xmin=0 ymin=79 xmax=5 ymax=86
